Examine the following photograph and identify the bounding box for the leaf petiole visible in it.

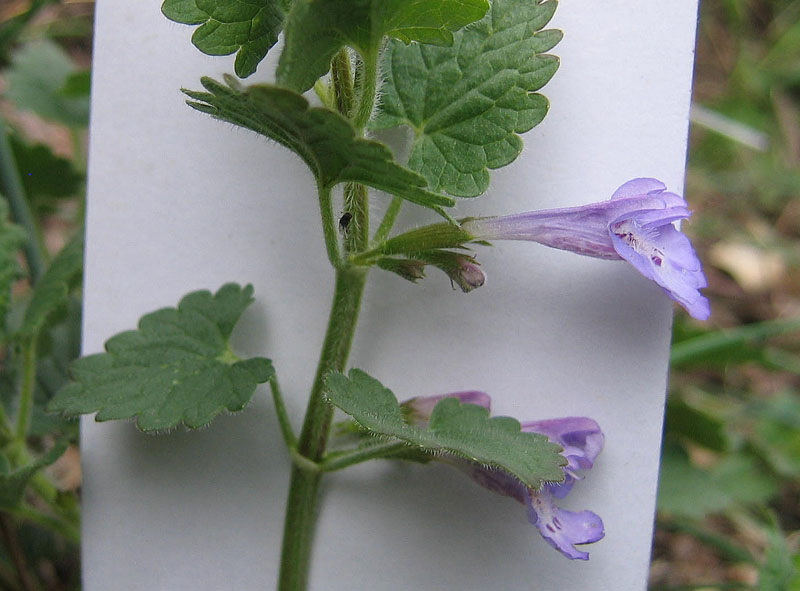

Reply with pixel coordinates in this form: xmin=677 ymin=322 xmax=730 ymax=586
xmin=319 ymin=440 xmax=411 ymax=472
xmin=269 ymin=375 xmax=297 ymax=449
xmin=317 ymin=183 xmax=343 ymax=268
xmin=373 ymin=195 xmax=404 ymax=244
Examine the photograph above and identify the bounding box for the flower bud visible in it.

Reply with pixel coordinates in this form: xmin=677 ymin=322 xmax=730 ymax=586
xmin=448 ymin=257 xmax=486 ymax=293
xmin=376 ymin=257 xmax=426 ymax=283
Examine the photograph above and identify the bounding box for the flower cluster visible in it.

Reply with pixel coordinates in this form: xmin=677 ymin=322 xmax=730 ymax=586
xmin=402 ymin=393 xmax=605 ymax=560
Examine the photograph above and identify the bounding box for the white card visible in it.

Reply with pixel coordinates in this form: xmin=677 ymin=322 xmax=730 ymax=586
xmin=81 ymin=1 xmax=698 ymax=589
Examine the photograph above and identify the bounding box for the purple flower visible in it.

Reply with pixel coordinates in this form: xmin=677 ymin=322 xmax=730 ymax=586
xmin=462 ymin=178 xmax=710 ymax=320
xmin=402 ymin=393 xmax=605 ymax=560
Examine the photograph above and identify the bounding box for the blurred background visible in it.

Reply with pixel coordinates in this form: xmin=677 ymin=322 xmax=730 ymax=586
xmin=0 ymin=0 xmax=797 ymax=589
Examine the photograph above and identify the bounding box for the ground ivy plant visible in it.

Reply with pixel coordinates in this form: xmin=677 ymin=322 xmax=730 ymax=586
xmin=44 ymin=0 xmax=710 ymax=589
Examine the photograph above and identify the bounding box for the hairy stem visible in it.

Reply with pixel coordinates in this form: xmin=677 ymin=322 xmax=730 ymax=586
xmin=330 ymin=49 xmax=355 ymax=119
xmin=352 ymin=50 xmax=379 ymax=133
xmin=277 ymin=43 xmax=383 ymax=591
xmin=317 ymin=184 xmax=342 ymax=268
xmin=331 ymin=52 xmax=371 ymax=255
xmin=277 ymin=266 xmax=368 ymax=591
xmin=342 ymin=182 xmax=369 ymax=254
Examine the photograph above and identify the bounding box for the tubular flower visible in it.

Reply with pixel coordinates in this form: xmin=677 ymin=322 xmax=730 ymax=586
xmin=401 ymin=393 xmax=605 ymax=560
xmin=461 ymin=178 xmax=710 ymax=320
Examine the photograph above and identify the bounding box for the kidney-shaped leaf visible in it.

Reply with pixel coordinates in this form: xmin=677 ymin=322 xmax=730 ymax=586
xmin=48 ymin=284 xmax=274 ymax=431
xmin=161 ymin=0 xmax=285 ymax=78
xmin=277 ymin=0 xmax=488 ymax=92
xmin=375 ymin=0 xmax=561 ymax=197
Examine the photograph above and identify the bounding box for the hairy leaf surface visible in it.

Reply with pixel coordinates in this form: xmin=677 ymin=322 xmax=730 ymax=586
xmin=277 ymin=0 xmax=489 ymax=92
xmin=326 ymin=369 xmax=566 ymax=489
xmin=185 ymin=76 xmax=454 ymax=211
xmin=161 ymin=0 xmax=285 ymax=78
xmin=375 ymin=0 xmax=561 ymax=197
xmin=48 ymin=284 xmax=274 ymax=431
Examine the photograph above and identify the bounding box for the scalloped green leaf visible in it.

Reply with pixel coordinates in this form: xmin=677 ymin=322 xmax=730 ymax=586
xmin=374 ymin=0 xmax=561 ymax=197
xmin=47 ymin=284 xmax=274 ymax=432
xmin=185 ymin=76 xmax=454 ymax=212
xmin=20 ymin=231 xmax=83 ymax=338
xmin=0 ymin=198 xmax=26 ymax=332
xmin=325 ymin=369 xmax=566 ymax=489
xmin=0 ymin=442 xmax=67 ymax=509
xmin=276 ymin=0 xmax=489 ymax=92
xmin=161 ymin=0 xmax=285 ymax=78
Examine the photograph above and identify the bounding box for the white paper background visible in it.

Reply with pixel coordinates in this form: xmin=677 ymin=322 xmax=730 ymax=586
xmin=81 ymin=1 xmax=699 ymax=589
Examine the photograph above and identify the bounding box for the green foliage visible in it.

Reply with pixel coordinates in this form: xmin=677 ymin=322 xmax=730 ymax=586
xmin=751 ymin=393 xmax=800 ymax=479
xmin=4 ymin=40 xmax=90 ymax=127
xmin=657 ymin=443 xmax=779 ymax=518
xmin=688 ymin=1 xmax=800 ymax=217
xmin=9 ymin=135 xmax=84 ymax=207
xmin=0 ymin=0 xmax=60 ymax=62
xmin=671 ymin=317 xmax=800 ymax=370
xmin=277 ymin=0 xmax=489 ymax=92
xmin=161 ymin=0 xmax=285 ymax=78
xmin=0 ymin=0 xmax=90 ymax=583
xmin=0 ymin=442 xmax=66 ymax=510
xmin=0 ymin=198 xmax=26 ymax=335
xmin=668 ymin=8 xmax=800 ymax=579
xmin=48 ymin=284 xmax=274 ymax=431
xmin=664 ymin=396 xmax=728 ymax=452
xmin=185 ymin=76 xmax=455 ymax=212
xmin=20 ymin=232 xmax=83 ymax=339
xmin=374 ymin=0 xmax=560 ymax=197
xmin=325 ymin=369 xmax=567 ymax=489
xmin=29 ymin=300 xmax=81 ymax=438
xmin=60 ymin=70 xmax=91 ymax=101
xmin=758 ymin=523 xmax=799 ymax=591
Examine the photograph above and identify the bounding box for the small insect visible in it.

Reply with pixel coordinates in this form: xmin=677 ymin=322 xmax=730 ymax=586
xmin=339 ymin=212 xmax=353 ymax=232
